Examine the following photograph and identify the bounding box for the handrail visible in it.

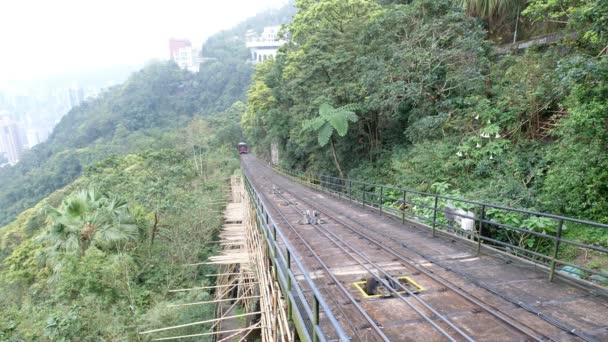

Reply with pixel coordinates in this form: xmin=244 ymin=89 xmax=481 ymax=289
xmin=275 ymin=166 xmax=608 ymax=290
xmin=304 ymin=171 xmax=608 ymax=229
xmin=242 ymin=166 xmax=351 ymax=341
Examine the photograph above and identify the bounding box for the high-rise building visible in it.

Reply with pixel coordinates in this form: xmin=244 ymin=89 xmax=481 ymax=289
xmin=0 ymin=117 xmax=25 ymax=165
xmin=26 ymin=128 xmax=41 ymax=148
xmin=67 ymin=85 xmax=84 ymax=110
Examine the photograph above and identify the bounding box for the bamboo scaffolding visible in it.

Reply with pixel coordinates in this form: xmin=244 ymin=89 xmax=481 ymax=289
xmin=167 ymin=295 xmax=260 ymax=308
xmin=139 ymin=312 xmax=261 ymax=335
xmin=137 ymin=176 xmax=270 ymax=341
xmin=217 ymin=322 xmax=261 ymax=342
xmin=209 ymin=175 xmax=292 ymax=342
xmin=152 ymin=325 xmax=266 ymax=341
xmin=242 ymin=178 xmax=292 ymax=342
xmin=236 ymin=326 xmax=259 ymax=342
xmin=213 ymin=176 xmax=263 ymax=341
xmin=204 ymin=272 xmax=253 ymax=277
xmin=209 ymin=283 xmax=258 ymax=333
xmin=169 ymin=282 xmax=259 ymax=292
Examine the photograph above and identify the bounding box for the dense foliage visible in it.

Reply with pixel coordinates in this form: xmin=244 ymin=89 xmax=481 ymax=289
xmin=243 ymin=0 xmax=608 ymax=262
xmin=0 ymin=3 xmax=295 ymax=227
xmin=2 ymin=0 xmax=608 ymax=338
xmin=0 ymin=119 xmax=241 ymax=339
xmin=0 ymin=2 xmax=295 ymax=339
xmin=0 ymin=63 xmax=213 ymax=227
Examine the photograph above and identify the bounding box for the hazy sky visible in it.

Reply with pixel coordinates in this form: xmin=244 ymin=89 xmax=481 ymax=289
xmin=0 ymin=0 xmax=287 ymax=82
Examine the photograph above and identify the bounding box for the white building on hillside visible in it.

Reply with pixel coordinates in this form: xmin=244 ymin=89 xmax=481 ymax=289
xmin=173 ymin=45 xmax=202 ymax=73
xmin=246 ymin=26 xmax=286 ymax=64
xmin=169 ymin=39 xmax=202 ymax=73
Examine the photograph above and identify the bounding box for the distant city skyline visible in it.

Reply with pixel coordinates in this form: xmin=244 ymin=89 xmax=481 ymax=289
xmin=0 ymin=118 xmax=25 ymax=165
xmin=0 ymin=0 xmax=288 ymax=83
xmin=0 ymin=68 xmax=131 ymax=152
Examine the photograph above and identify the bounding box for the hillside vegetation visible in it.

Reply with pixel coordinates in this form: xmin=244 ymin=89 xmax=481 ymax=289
xmin=0 ymin=127 xmax=238 ymax=339
xmin=242 ymin=0 xmax=608 ymax=277
xmin=1 ymin=0 xmax=607 ymax=339
xmin=0 ymin=2 xmax=297 ymax=228
xmin=0 ymin=3 xmax=294 ymax=340
xmin=244 ymin=0 xmax=608 ymax=226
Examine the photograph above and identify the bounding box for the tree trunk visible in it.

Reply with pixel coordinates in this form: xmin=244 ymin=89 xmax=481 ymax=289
xmin=330 ymin=138 xmax=345 ymax=180
xmin=150 ymin=212 xmax=159 ymax=246
xmin=513 ymin=5 xmax=520 ymax=43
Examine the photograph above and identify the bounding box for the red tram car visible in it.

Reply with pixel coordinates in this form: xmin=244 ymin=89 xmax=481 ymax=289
xmin=238 ymin=142 xmax=249 ymax=154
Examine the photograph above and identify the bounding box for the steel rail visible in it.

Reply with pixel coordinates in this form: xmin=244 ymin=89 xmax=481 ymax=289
xmin=270 ymin=189 xmax=474 ymax=342
xmin=275 ymin=165 xmax=598 ymax=342
xmin=247 ymin=161 xmax=466 ymax=341
xmin=242 ymin=167 xmax=350 ymax=342
xmin=285 ymin=190 xmax=548 ymax=342
xmin=263 ymin=190 xmax=391 ymax=342
xmin=254 ymin=160 xmax=550 ymax=342
xmin=242 ymin=162 xmax=388 ymax=342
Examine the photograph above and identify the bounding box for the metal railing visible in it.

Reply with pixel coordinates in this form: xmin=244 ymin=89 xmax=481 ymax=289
xmin=275 ymin=166 xmax=608 ymax=290
xmin=242 ymin=168 xmax=351 ymax=342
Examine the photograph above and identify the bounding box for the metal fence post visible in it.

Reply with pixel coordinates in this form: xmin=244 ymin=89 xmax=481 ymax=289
xmin=549 ymin=219 xmax=564 ymax=282
xmin=349 ymin=180 xmax=352 ymax=204
xmin=379 ymin=186 xmax=383 ymax=215
xmin=287 ymin=249 xmax=293 ymax=318
xmin=362 ymin=185 xmax=366 ymax=207
xmin=313 ymin=296 xmax=320 ymax=342
xmin=273 ymin=225 xmax=278 ymax=278
xmin=432 ymin=196 xmax=439 ymax=237
xmin=402 ymin=190 xmax=406 ymax=224
xmin=477 ymin=205 xmax=486 ymax=256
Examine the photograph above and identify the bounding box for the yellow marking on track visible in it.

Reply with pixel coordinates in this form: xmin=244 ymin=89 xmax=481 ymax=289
xmin=353 ymin=276 xmax=425 ymax=298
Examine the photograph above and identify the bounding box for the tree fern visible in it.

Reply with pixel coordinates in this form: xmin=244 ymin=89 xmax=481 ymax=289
xmin=303 ymin=102 xmax=360 ymax=146
xmin=302 ymin=102 xmax=362 ymax=178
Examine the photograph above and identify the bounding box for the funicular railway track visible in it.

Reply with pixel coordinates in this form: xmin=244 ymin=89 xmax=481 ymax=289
xmin=244 ymin=161 xmax=389 ymax=341
xmin=242 ymin=155 xmax=604 ymax=341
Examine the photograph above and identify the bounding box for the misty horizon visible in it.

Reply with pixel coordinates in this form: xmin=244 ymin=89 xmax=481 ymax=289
xmin=0 ymin=0 xmax=288 ymax=83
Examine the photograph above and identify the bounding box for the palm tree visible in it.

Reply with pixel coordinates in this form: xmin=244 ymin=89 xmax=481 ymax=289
xmin=39 ymin=188 xmax=138 ymax=257
xmin=303 ymin=103 xmax=361 ymax=179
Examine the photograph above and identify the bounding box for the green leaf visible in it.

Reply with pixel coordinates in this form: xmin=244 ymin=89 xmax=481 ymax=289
xmin=338 ymin=103 xmax=362 ymax=112
xmin=328 ymin=112 xmax=349 ymax=136
xmin=318 ymin=123 xmax=334 ymax=147
xmin=303 ymin=117 xmax=325 ymax=131
xmin=345 ymin=110 xmax=359 ymax=123
xmin=319 ymin=103 xmax=334 ymax=118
